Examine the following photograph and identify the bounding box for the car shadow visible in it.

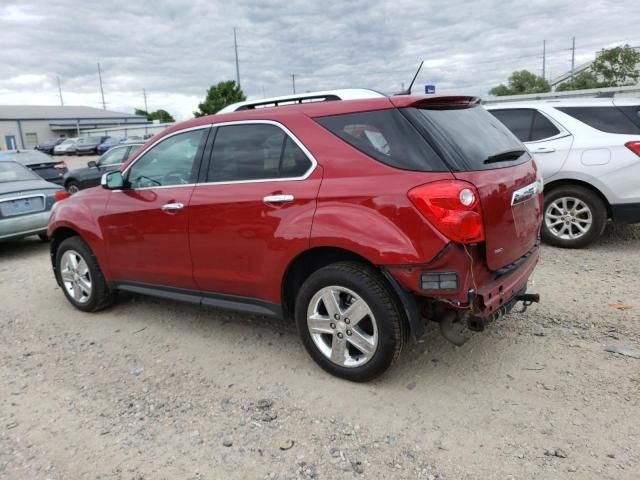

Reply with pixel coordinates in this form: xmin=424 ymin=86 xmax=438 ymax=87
xmin=0 ymin=236 xmax=50 ymax=260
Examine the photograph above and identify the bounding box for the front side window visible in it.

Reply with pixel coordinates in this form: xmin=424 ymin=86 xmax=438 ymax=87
xmin=126 ymin=129 xmax=206 ymax=189
xmin=99 ymin=147 xmax=128 ymax=166
xmin=207 ymin=124 xmax=312 ymax=182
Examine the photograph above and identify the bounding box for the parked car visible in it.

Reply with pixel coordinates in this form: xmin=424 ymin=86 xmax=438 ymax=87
xmin=35 ymin=137 xmax=65 ymax=155
xmin=75 ymin=136 xmax=109 ymax=156
xmin=49 ymin=91 xmax=542 ymax=382
xmin=121 ymin=135 xmax=144 ymax=144
xmin=0 ymin=161 xmax=62 ymax=242
xmin=0 ymin=150 xmax=68 ymax=185
xmin=54 ymin=138 xmax=79 ymax=156
xmin=63 ymin=143 xmax=143 ymax=194
xmin=486 ymin=98 xmax=640 ymax=248
xmin=97 ymin=136 xmax=126 ymax=155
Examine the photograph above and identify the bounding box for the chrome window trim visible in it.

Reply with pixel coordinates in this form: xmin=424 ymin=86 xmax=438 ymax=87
xmin=119 ymin=120 xmax=317 ymax=191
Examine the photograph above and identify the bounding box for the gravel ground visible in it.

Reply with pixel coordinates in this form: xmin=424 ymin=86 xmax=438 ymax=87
xmin=1 ymin=223 xmax=639 ymax=479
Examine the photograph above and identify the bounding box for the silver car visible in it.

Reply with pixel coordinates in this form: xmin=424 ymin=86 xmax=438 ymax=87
xmin=0 ymin=161 xmax=62 ymax=242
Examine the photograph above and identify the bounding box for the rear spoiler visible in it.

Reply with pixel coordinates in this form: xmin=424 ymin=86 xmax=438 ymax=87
xmin=390 ymin=95 xmax=481 ymax=109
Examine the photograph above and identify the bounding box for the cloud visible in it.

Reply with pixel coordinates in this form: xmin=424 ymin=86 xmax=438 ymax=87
xmin=0 ymin=0 xmax=638 ymax=120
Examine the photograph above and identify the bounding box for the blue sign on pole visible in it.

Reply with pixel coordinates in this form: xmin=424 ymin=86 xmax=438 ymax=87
xmin=425 ymin=84 xmax=436 ymax=94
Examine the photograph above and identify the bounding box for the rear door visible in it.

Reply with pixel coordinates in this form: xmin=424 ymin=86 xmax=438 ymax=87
xmin=489 ymin=108 xmax=573 ymax=178
xmin=189 ymin=121 xmax=321 ymax=304
xmin=406 ymin=105 xmax=542 ymax=270
xmin=101 ymin=127 xmax=209 ymax=289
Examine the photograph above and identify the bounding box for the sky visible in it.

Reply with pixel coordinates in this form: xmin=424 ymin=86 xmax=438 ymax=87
xmin=1 ymin=0 xmax=639 ymax=121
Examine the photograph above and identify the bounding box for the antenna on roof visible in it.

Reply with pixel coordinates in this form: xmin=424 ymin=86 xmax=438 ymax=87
xmin=395 ymin=61 xmax=424 ymax=96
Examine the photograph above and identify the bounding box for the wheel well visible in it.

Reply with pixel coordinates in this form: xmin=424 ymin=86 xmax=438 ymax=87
xmin=281 ymin=247 xmax=374 ymax=318
xmin=544 ymin=179 xmax=612 ymax=219
xmin=50 ymin=227 xmax=80 ymax=277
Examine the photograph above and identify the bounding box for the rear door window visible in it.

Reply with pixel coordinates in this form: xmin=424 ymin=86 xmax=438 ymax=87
xmin=488 ymin=109 xmax=535 ymax=142
xmin=207 ymin=124 xmax=313 ymax=182
xmin=530 ymin=111 xmax=561 ymax=141
xmin=557 ymin=106 xmax=640 ymax=134
xmin=316 ymin=109 xmax=447 ymax=171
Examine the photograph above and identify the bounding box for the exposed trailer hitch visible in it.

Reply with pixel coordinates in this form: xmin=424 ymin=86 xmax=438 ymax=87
xmin=514 ymin=293 xmax=540 ymax=313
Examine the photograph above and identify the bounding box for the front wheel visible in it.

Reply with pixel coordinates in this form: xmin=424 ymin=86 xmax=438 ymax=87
xmin=295 ymin=262 xmax=406 ymax=382
xmin=55 ymin=236 xmax=115 ymax=312
xmin=541 ymin=185 xmax=607 ymax=248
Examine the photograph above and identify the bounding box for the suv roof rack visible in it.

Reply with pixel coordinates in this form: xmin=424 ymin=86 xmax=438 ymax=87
xmin=217 ymin=88 xmax=387 ymax=114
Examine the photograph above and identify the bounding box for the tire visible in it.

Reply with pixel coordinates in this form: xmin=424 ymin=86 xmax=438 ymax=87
xmin=541 ymin=185 xmax=607 ymax=249
xmin=38 ymin=233 xmax=49 ymax=242
xmin=294 ymin=262 xmax=406 ymax=382
xmin=55 ymin=236 xmax=115 ymax=312
xmin=66 ymin=181 xmax=80 ymax=194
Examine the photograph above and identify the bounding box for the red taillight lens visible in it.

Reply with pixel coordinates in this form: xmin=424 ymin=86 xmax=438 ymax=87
xmin=625 ymin=141 xmax=640 ymax=157
xmin=54 ymin=161 xmax=67 ymax=169
xmin=408 ymin=180 xmax=485 ymax=244
xmin=54 ymin=190 xmax=71 ymax=202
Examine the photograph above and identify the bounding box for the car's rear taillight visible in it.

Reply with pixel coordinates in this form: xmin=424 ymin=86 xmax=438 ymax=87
xmin=408 ymin=180 xmax=485 ymax=244
xmin=54 ymin=161 xmax=67 ymax=169
xmin=625 ymin=141 xmax=640 ymax=157
xmin=54 ymin=190 xmax=71 ymax=202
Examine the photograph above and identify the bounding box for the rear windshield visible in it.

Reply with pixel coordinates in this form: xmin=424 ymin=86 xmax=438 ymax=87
xmin=0 ymin=161 xmax=37 ymax=182
xmin=556 ymin=106 xmax=640 ymax=134
xmin=405 ymin=105 xmax=530 ymax=171
xmin=315 ymin=109 xmax=448 ymax=171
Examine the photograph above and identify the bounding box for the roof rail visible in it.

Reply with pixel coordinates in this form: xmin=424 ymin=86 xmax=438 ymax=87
xmin=217 ymin=88 xmax=386 ymax=114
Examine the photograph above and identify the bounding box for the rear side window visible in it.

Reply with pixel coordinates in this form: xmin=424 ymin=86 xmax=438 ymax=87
xmin=407 ymin=106 xmax=530 ymax=171
xmin=557 ymin=106 xmax=640 ymax=134
xmin=207 ymin=124 xmax=312 ymax=182
xmin=530 ymin=112 xmax=560 ymax=141
xmin=315 ymin=109 xmax=447 ymax=171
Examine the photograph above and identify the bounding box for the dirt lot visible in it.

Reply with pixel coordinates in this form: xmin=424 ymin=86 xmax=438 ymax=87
xmin=1 ymin=221 xmax=639 ymax=479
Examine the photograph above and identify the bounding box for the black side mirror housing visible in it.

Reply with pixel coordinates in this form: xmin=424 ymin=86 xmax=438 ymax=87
xmin=101 ymin=171 xmax=124 ymax=190
xmin=87 ymin=160 xmax=97 ymax=168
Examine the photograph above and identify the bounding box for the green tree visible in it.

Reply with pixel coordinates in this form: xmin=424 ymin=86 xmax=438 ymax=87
xmin=135 ymin=108 xmax=175 ymax=123
xmin=555 ymin=71 xmax=601 ymax=92
xmin=194 ymin=80 xmax=246 ymax=117
xmin=489 ymin=70 xmax=551 ymax=96
xmin=591 ymin=44 xmax=640 ymax=87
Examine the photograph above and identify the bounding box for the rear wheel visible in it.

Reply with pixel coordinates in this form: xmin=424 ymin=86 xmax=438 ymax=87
xmin=295 ymin=262 xmax=405 ymax=382
xmin=541 ymin=185 xmax=607 ymax=248
xmin=55 ymin=236 xmax=114 ymax=312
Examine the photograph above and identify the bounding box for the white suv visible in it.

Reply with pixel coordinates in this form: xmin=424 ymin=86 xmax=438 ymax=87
xmin=486 ymin=98 xmax=640 ymax=248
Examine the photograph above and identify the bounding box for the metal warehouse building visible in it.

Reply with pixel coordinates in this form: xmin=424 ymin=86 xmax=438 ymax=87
xmin=0 ymin=105 xmax=150 ymax=150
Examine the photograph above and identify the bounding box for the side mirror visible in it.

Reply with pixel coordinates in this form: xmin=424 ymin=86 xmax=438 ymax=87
xmin=87 ymin=160 xmax=97 ymax=168
xmin=101 ymin=171 xmax=124 ymax=190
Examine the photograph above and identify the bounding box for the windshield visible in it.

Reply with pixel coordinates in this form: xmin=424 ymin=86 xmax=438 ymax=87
xmin=405 ymin=105 xmax=530 ymax=171
xmin=61 ymin=139 xmax=76 ymax=145
xmin=0 ymin=161 xmax=38 ymax=183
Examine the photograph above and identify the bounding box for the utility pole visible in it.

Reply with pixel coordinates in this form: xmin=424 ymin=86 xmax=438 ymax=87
xmin=233 ymin=27 xmax=241 ymax=89
xmin=542 ymin=40 xmax=546 ymax=80
xmin=571 ymin=37 xmax=576 ymax=80
xmin=56 ymin=76 xmax=64 ymax=106
xmin=291 ymin=73 xmax=296 ymax=94
xmin=143 ymin=88 xmax=148 ymax=112
xmin=97 ymin=62 xmax=106 ymax=110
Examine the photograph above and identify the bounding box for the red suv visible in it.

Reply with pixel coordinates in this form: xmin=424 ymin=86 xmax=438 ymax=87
xmin=49 ymin=94 xmax=542 ymax=381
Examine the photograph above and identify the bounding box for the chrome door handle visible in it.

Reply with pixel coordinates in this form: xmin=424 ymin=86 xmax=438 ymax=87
xmin=161 ymin=202 xmax=184 ymax=211
xmin=532 ymin=147 xmax=556 ymax=154
xmin=263 ymin=194 xmax=294 ymax=204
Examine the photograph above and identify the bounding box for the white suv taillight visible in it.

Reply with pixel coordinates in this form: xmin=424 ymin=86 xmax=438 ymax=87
xmin=625 ymin=141 xmax=640 ymax=157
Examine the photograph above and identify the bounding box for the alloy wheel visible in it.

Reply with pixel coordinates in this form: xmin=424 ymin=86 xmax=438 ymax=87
xmin=306 ymin=285 xmax=378 ymax=368
xmin=545 ymin=196 xmax=593 ymax=240
xmin=60 ymin=250 xmax=92 ymax=304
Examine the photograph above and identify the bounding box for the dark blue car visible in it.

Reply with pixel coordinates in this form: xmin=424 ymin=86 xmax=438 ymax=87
xmin=97 ymin=136 xmax=125 ymax=154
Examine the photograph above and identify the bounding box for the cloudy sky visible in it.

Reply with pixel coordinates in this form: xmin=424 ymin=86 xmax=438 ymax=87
xmin=1 ymin=0 xmax=639 ymax=120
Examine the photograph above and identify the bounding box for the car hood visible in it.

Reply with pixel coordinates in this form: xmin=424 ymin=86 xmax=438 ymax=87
xmin=0 ymin=179 xmax=61 ymax=196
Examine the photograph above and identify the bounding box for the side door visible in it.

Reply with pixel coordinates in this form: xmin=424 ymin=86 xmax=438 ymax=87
xmin=489 ymin=108 xmax=573 ymax=178
xmin=189 ymin=121 xmax=322 ymax=305
xmin=101 ymin=127 xmax=210 ymax=289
